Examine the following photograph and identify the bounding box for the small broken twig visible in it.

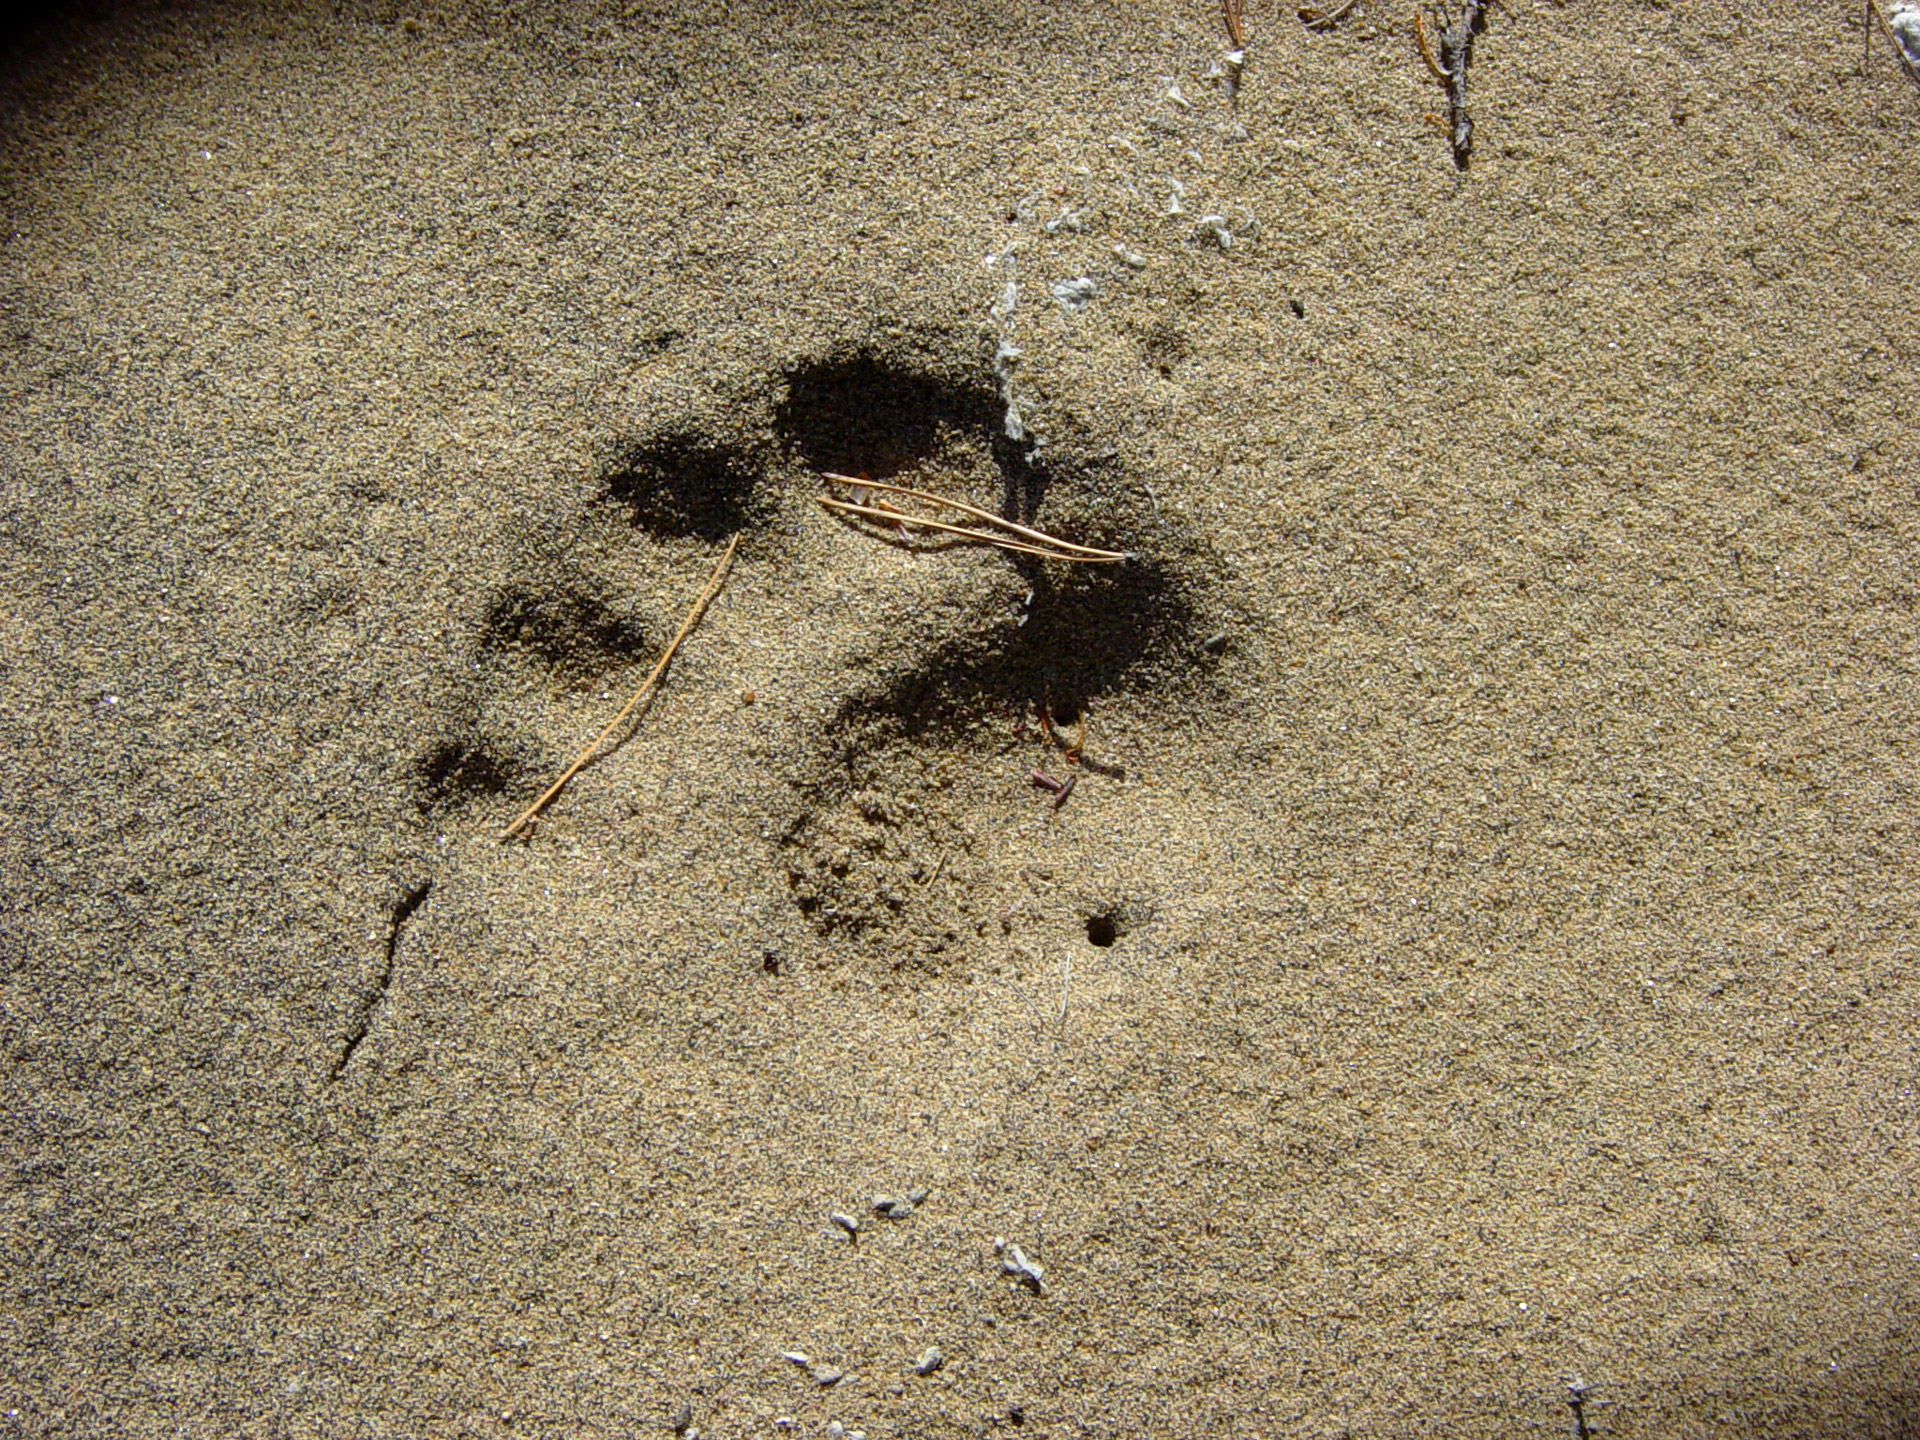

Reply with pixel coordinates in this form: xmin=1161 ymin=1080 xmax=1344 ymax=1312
xmin=1416 ymin=1 xmax=1490 ymax=169
xmin=498 ymin=533 xmax=740 ymax=841
xmin=1414 ymin=9 xmax=1446 ymax=79
xmin=819 ymin=474 xmax=1131 ymax=564
xmin=1223 ymin=0 xmax=1247 ymax=50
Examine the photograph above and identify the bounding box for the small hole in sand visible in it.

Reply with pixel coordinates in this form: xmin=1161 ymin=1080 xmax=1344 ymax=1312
xmin=1086 ymin=914 xmax=1118 ymax=947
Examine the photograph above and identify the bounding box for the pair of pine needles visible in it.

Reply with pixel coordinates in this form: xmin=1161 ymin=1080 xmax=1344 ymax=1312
xmin=818 ymin=473 xmax=1132 ymax=565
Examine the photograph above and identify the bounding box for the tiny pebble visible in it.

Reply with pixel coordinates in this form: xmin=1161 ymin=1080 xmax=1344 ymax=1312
xmin=811 ymin=1364 xmax=845 ymax=1386
xmin=670 ymin=1400 xmax=693 ymax=1434
xmin=781 ymin=1350 xmax=811 ymax=1367
xmin=873 ymin=1187 xmax=929 ymax=1219
xmin=914 ymin=1346 xmax=945 ymax=1376
xmin=1001 ymin=1242 xmax=1045 ymax=1292
xmin=1202 ymin=632 xmax=1229 ymax=655
xmin=827 ymin=1424 xmax=844 ymax=1439
xmin=830 ymin=1210 xmax=861 ymax=1239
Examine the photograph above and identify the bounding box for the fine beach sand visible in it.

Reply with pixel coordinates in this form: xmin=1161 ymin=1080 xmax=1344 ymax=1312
xmin=2 ymin=1 xmax=1917 ymax=1434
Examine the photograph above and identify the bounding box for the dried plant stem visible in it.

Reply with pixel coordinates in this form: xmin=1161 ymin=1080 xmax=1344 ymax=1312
xmin=1420 ymin=0 xmax=1490 ymax=168
xmin=1414 ymin=10 xmax=1447 ymax=80
xmin=497 ymin=533 xmax=740 ymax=842
xmin=819 ymin=473 xmax=1131 ymax=564
xmin=1224 ymin=0 xmax=1247 ymax=49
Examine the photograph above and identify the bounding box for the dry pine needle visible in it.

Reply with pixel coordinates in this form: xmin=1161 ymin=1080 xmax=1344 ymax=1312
xmin=498 ymin=533 xmax=740 ymax=842
xmin=818 ymin=473 xmax=1131 ymax=564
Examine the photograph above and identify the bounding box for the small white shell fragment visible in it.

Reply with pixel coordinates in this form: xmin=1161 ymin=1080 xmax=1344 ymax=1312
xmin=781 ymin=1350 xmax=811 ymax=1367
xmin=1113 ymin=245 xmax=1147 ymax=269
xmin=914 ymin=1346 xmax=945 ymax=1375
xmin=1196 ymin=215 xmax=1234 ymax=249
xmin=1000 ymin=1242 xmax=1046 ymax=1291
xmin=1043 ymin=208 xmax=1088 ymax=235
xmin=872 ymin=1193 xmax=915 ymax=1219
xmin=1164 ymin=81 xmax=1192 ymax=108
xmin=810 ymin=1363 xmax=845 ymax=1386
xmin=827 ymin=1423 xmax=845 ymax=1438
xmin=1050 ymin=277 xmax=1099 ymax=312
xmin=830 ymin=1210 xmax=861 ymax=1239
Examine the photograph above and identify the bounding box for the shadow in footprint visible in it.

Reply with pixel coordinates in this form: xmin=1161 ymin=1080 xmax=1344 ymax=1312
xmin=480 ymin=583 xmax=651 ymax=687
xmin=599 ymin=429 xmax=762 ymax=542
xmin=778 ymin=348 xmax=1050 ymax=521
xmin=411 ymin=733 xmax=535 ymax=814
xmin=779 ymin=353 xmax=997 ymax=474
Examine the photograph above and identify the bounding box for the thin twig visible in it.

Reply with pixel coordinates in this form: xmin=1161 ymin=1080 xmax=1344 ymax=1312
xmin=1413 ymin=9 xmax=1446 ymax=80
xmin=497 ymin=533 xmax=740 ymax=842
xmin=1224 ymin=0 xmax=1247 ymax=49
xmin=819 ymin=473 xmax=1131 ymax=563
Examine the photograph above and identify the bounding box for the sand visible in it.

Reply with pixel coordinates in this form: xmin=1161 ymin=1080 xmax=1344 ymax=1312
xmin=2 ymin=0 xmax=1917 ymax=1434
